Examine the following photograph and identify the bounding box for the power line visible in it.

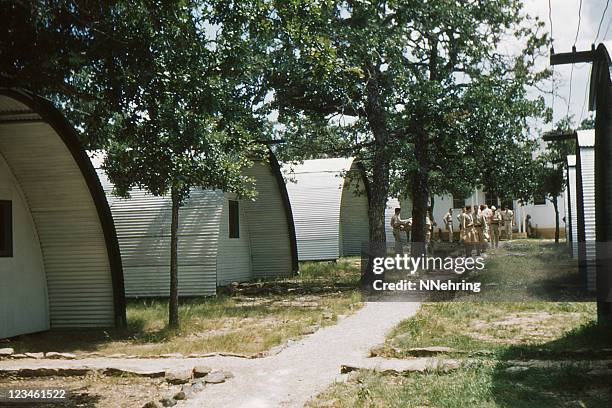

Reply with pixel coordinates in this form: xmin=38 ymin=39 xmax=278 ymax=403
xmin=568 ymin=0 xmax=584 ymax=119
xmin=595 ymin=0 xmax=610 ymax=42
xmin=549 ymin=0 xmax=555 ymax=122
xmin=548 ymin=0 xmax=554 ymax=44
xmin=574 ymin=0 xmax=583 ymax=47
xmin=579 ymin=65 xmax=592 ymax=125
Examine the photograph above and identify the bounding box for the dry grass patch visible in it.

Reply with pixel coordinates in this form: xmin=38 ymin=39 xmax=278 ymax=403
xmin=4 ymin=259 xmax=363 ymax=357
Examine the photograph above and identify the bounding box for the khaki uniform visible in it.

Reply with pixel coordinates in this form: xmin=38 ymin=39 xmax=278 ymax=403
xmin=482 ymin=208 xmax=492 ymax=241
xmin=390 ymin=213 xmax=407 ymax=253
xmin=460 ymin=212 xmax=474 ymax=243
xmin=424 ymin=216 xmax=432 ymax=243
xmin=490 ymin=211 xmax=502 ymax=247
xmin=502 ymin=209 xmax=514 ymax=240
xmin=473 ymin=210 xmax=484 ymax=244
xmin=443 ymin=212 xmax=453 ymax=242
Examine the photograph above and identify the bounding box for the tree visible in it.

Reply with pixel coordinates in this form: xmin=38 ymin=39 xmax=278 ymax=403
xmin=264 ymin=0 xmax=549 ymax=266
xmin=2 ymin=1 xmax=268 ymax=328
xmin=535 ymin=117 xmax=589 ymax=243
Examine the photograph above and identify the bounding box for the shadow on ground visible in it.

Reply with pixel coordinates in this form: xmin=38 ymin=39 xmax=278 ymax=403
xmin=490 ymin=321 xmax=612 ymax=407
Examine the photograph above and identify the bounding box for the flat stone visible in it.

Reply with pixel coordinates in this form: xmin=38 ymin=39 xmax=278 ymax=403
xmin=204 ymin=371 xmax=226 ymax=384
xmin=11 ymin=354 xmax=28 ymax=359
xmin=24 ymin=352 xmax=45 ymax=359
xmin=165 ymin=369 xmax=192 ymax=384
xmin=341 ymin=358 xmax=462 ymax=374
xmin=504 ymin=366 xmax=530 ymax=374
xmin=0 ymin=348 xmax=14 ymax=357
xmin=107 ymin=353 xmax=126 ymax=358
xmin=103 ymin=367 xmax=165 ymax=378
xmin=222 ymin=370 xmax=234 ymax=379
xmin=17 ymin=368 xmax=59 ymax=377
xmin=45 ymin=352 xmax=76 ymax=360
xmin=403 ymin=346 xmax=459 ymax=357
xmin=160 ymin=353 xmax=183 ymax=359
xmin=192 ymin=365 xmax=212 ymax=378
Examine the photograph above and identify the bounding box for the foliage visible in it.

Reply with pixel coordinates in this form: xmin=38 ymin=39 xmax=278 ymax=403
xmin=263 ymin=0 xmax=551 ymax=246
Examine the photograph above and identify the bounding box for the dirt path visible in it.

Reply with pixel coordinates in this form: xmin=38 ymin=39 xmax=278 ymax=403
xmin=184 ymin=301 xmax=419 ymax=408
xmin=0 ymin=302 xmax=419 ymax=407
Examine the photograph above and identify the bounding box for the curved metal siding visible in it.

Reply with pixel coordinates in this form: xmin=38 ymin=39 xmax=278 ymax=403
xmin=339 ymin=172 xmax=369 ymax=256
xmin=0 ymin=119 xmax=114 ymax=327
xmin=580 ymin=148 xmax=597 ymax=291
xmin=96 ymin=167 xmax=222 ymax=297
xmin=243 ymin=161 xmax=294 ymax=278
xmin=568 ymin=156 xmax=579 ymax=258
xmin=283 ymin=158 xmax=353 ymax=261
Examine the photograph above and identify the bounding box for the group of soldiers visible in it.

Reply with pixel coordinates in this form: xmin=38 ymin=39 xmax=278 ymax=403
xmin=443 ymin=204 xmax=515 ymax=254
xmin=390 ymin=204 xmax=516 ymax=256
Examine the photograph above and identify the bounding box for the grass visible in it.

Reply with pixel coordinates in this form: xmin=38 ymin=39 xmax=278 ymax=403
xmin=4 ymin=260 xmax=362 ymax=357
xmin=309 ymin=239 xmax=612 ymax=408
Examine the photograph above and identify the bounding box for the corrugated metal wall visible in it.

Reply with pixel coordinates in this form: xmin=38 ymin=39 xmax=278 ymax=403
xmin=243 ymin=161 xmax=294 ymax=278
xmin=217 ymin=195 xmax=252 ymax=285
xmin=95 ymin=155 xmax=293 ymax=296
xmin=567 ymin=156 xmax=579 ymax=258
xmin=283 ymin=159 xmax=347 ymax=260
xmin=0 ymin=152 xmax=49 ymax=338
xmin=96 ymin=166 xmax=222 ymax=297
xmin=283 ymin=158 xmax=368 ymax=261
xmin=339 ymin=172 xmax=369 ymax=256
xmin=577 ymin=130 xmax=596 ymax=291
xmin=0 ymin=114 xmax=115 ymax=327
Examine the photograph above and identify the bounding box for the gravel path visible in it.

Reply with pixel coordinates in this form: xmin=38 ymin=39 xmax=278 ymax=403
xmin=185 ymin=301 xmax=420 ymax=408
xmin=0 ymin=302 xmax=420 ymax=407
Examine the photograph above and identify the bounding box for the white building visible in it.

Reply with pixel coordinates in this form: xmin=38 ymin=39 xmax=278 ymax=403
xmin=386 ymin=189 xmax=566 ymax=242
xmin=0 ymin=89 xmax=126 ymax=339
xmin=93 ymin=151 xmax=297 ymax=298
xmin=282 ymin=158 xmax=370 ymax=261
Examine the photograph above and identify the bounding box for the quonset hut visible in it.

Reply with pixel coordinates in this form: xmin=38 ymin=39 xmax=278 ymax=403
xmin=0 ymin=89 xmax=125 ymax=338
xmin=282 ymin=158 xmax=370 ymax=261
xmin=92 ymin=151 xmax=297 ymax=298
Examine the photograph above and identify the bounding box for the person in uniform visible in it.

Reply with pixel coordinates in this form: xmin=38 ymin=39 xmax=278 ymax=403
xmin=482 ymin=204 xmax=492 ymax=242
xmin=443 ymin=208 xmax=454 ymax=243
xmin=490 ymin=205 xmax=502 ymax=248
xmin=424 ymin=210 xmax=436 ymax=254
xmin=456 ymin=208 xmax=465 ymax=243
xmin=473 ymin=205 xmax=484 ymax=255
xmin=460 ymin=205 xmax=474 ymax=256
xmin=501 ymin=205 xmax=515 ymax=240
xmin=390 ymin=207 xmax=409 ymax=254
xmin=525 ymin=214 xmax=534 ymax=238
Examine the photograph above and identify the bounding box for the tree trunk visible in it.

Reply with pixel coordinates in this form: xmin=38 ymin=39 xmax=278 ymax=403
xmin=360 ymin=73 xmax=390 ymax=287
xmin=552 ymin=196 xmax=559 ymax=243
xmin=411 ymin=129 xmax=429 ymax=256
xmin=169 ymin=186 xmax=180 ymax=329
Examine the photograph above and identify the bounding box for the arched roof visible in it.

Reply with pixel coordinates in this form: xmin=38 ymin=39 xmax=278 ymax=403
xmin=0 ymin=88 xmax=125 ymax=328
xmin=282 ymin=157 xmax=369 ymax=261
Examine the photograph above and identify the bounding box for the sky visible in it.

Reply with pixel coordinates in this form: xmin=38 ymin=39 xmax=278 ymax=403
xmin=525 ymin=0 xmax=612 ymax=130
